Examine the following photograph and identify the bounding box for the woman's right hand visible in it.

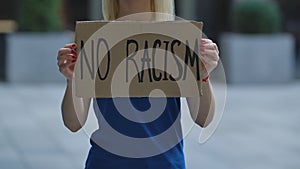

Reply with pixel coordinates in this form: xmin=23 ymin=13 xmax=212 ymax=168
xmin=57 ymin=43 xmax=78 ymax=80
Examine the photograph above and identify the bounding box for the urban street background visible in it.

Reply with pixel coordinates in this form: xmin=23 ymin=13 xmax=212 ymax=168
xmin=0 ymin=0 xmax=300 ymax=169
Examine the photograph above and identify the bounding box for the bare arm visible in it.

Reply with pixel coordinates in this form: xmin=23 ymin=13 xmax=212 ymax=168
xmin=187 ymin=81 xmax=215 ymax=128
xmin=186 ymin=38 xmax=218 ymax=128
xmin=58 ymin=43 xmax=91 ymax=132
xmin=61 ymin=80 xmax=91 ymax=132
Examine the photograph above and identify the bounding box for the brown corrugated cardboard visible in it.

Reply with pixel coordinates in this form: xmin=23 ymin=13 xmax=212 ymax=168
xmin=75 ymin=21 xmax=204 ymax=98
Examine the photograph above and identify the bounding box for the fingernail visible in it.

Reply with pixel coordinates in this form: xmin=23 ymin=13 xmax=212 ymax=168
xmin=72 ymin=60 xmax=76 ymax=63
xmin=71 ymin=50 xmax=77 ymax=54
xmin=72 ymin=56 xmax=78 ymax=59
xmin=72 ymin=44 xmax=76 ymax=48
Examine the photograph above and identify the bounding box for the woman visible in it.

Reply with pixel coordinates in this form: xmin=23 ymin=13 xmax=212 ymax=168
xmin=57 ymin=0 xmax=219 ymax=168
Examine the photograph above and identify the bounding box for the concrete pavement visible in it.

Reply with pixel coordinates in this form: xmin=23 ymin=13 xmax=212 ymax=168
xmin=0 ymin=81 xmax=299 ymax=169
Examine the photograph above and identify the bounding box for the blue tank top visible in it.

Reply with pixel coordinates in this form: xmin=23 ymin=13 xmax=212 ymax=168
xmin=86 ymin=97 xmax=186 ymax=169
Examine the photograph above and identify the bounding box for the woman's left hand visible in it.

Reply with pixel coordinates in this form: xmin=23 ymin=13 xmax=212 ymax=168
xmin=200 ymin=38 xmax=220 ymax=75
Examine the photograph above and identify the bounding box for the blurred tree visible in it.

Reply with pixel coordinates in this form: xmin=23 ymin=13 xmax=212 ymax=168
xmin=18 ymin=0 xmax=63 ymax=32
xmin=233 ymin=0 xmax=282 ymax=34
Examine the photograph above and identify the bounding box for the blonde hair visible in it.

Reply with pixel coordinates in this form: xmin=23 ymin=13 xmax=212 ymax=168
xmin=102 ymin=0 xmax=175 ymax=21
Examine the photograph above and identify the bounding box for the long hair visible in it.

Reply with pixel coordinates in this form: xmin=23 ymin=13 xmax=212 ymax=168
xmin=102 ymin=0 xmax=175 ymax=21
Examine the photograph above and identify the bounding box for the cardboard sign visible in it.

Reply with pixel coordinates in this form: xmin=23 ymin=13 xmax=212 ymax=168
xmin=75 ymin=21 xmax=204 ymax=98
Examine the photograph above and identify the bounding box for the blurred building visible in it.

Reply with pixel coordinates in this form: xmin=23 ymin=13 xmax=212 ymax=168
xmin=1 ymin=0 xmax=300 ymax=81
xmin=0 ymin=0 xmax=17 ymax=81
xmin=75 ymin=0 xmax=300 ymax=77
xmin=1 ymin=0 xmax=298 ymax=50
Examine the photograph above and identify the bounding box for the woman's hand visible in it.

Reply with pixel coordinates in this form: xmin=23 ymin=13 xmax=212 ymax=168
xmin=57 ymin=43 xmax=78 ymax=80
xmin=200 ymin=39 xmax=220 ymax=75
xmin=58 ymin=43 xmax=91 ymax=132
xmin=186 ymin=38 xmax=219 ymax=128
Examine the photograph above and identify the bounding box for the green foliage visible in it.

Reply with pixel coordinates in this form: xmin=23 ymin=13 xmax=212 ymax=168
xmin=19 ymin=0 xmax=62 ymax=32
xmin=233 ymin=0 xmax=282 ymax=34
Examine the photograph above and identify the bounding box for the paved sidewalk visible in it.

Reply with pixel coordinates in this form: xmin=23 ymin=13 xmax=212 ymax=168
xmin=0 ymin=81 xmax=299 ymax=169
